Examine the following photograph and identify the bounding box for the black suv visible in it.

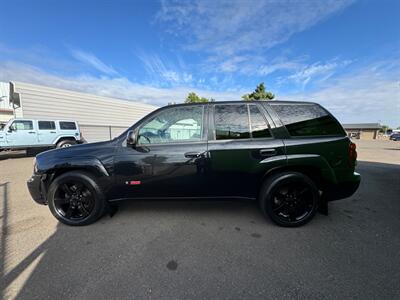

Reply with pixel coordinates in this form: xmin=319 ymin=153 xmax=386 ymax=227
xmin=27 ymin=101 xmax=360 ymax=227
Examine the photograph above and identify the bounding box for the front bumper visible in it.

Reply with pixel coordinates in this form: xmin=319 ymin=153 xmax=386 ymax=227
xmin=326 ymin=172 xmax=361 ymax=201
xmin=27 ymin=174 xmax=47 ymax=205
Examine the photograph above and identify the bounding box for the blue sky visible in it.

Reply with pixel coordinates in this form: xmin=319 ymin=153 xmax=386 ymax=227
xmin=0 ymin=0 xmax=399 ymax=127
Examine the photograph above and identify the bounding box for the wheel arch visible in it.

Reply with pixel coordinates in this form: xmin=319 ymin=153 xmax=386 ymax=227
xmin=39 ymin=157 xmax=110 ymax=198
xmin=258 ymin=154 xmax=337 ymax=193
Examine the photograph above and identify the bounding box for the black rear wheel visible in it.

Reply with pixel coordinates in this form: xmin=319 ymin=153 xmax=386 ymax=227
xmin=259 ymin=172 xmax=319 ymax=227
xmin=47 ymin=171 xmax=106 ymax=226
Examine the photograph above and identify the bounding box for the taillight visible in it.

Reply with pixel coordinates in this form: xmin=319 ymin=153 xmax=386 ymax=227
xmin=348 ymin=142 xmax=357 ymax=166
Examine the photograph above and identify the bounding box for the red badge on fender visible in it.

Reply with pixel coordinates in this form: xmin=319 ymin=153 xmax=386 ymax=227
xmin=125 ymin=180 xmax=141 ymax=185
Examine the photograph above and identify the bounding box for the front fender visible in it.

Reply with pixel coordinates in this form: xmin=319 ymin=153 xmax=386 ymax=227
xmin=36 ymin=155 xmax=109 ymax=178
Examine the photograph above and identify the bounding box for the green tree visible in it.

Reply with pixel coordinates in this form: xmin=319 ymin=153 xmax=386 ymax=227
xmin=242 ymin=82 xmax=274 ymax=101
xmin=184 ymin=92 xmax=209 ymax=103
xmin=379 ymin=125 xmax=390 ymax=133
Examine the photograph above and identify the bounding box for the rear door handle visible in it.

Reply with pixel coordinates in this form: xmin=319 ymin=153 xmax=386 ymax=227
xmin=260 ymin=148 xmax=277 ymax=157
xmin=185 ymin=151 xmax=202 ymax=158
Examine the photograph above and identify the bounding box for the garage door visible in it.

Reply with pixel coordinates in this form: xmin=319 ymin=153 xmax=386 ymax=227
xmin=80 ymin=125 xmax=128 ymax=143
xmin=80 ymin=125 xmax=111 ymax=143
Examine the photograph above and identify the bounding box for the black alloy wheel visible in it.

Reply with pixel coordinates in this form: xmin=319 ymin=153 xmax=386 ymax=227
xmin=260 ymin=172 xmax=319 ymax=227
xmin=53 ymin=181 xmax=95 ymax=221
xmin=270 ymin=182 xmax=314 ymax=223
xmin=47 ymin=171 xmax=106 ymax=226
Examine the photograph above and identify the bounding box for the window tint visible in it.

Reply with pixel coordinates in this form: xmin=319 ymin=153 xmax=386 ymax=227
xmin=38 ymin=121 xmax=56 ymax=130
xmin=11 ymin=120 xmax=33 ymax=130
xmin=59 ymin=122 xmax=77 ymax=130
xmin=249 ymin=105 xmax=271 ymax=138
xmin=138 ymin=106 xmax=203 ymax=144
xmin=214 ymin=104 xmax=250 ymax=140
xmin=270 ymin=103 xmax=344 ymax=136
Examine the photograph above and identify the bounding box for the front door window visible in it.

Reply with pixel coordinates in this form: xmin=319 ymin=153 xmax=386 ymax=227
xmin=138 ymin=106 xmax=204 ymax=144
xmin=11 ymin=120 xmax=33 ymax=131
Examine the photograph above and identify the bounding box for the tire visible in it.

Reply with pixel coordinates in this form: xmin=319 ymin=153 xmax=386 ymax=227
xmin=56 ymin=139 xmax=76 ymax=148
xmin=47 ymin=171 xmax=107 ymax=226
xmin=259 ymin=172 xmax=319 ymax=227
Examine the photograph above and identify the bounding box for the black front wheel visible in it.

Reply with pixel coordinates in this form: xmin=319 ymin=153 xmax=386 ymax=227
xmin=259 ymin=172 xmax=319 ymax=227
xmin=47 ymin=171 xmax=107 ymax=226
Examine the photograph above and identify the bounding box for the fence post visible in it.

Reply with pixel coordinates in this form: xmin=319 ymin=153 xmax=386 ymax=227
xmin=109 ymin=126 xmax=112 ymax=140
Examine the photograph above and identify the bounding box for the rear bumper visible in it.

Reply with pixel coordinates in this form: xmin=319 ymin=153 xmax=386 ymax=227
xmin=326 ymin=172 xmax=361 ymax=201
xmin=27 ymin=174 xmax=47 ymax=205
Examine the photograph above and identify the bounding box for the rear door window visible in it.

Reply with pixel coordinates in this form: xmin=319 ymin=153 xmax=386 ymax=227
xmin=214 ymin=104 xmax=250 ymax=140
xmin=249 ymin=105 xmax=272 ymax=138
xmin=59 ymin=122 xmax=77 ymax=130
xmin=270 ymin=103 xmax=345 ymax=137
xmin=38 ymin=121 xmax=56 ymax=130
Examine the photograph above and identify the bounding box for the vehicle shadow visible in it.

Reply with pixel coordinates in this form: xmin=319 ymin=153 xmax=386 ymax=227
xmin=1 ymin=160 xmax=400 ymax=298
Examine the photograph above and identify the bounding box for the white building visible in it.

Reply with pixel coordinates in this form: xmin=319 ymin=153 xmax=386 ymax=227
xmin=0 ymin=82 xmax=22 ymax=123
xmin=0 ymin=81 xmax=158 ymax=142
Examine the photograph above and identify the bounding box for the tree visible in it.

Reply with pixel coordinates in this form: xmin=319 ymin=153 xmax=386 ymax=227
xmin=379 ymin=125 xmax=390 ymax=133
xmin=184 ymin=92 xmax=209 ymax=103
xmin=242 ymin=82 xmax=274 ymax=101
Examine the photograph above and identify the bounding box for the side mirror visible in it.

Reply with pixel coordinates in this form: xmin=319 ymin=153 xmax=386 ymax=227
xmin=126 ymin=130 xmax=137 ymax=146
xmin=8 ymin=127 xmax=15 ymax=133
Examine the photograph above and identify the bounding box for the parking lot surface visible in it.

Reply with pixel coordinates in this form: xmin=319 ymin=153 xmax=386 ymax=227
xmin=1 ymin=140 xmax=399 ymax=299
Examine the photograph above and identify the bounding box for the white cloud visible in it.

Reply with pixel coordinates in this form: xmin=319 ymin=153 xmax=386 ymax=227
xmin=258 ymin=60 xmax=302 ymax=76
xmin=70 ymin=49 xmax=118 ymax=76
xmin=287 ymin=60 xmax=352 ymax=86
xmin=218 ymin=56 xmax=249 ymax=72
xmin=136 ymin=52 xmax=193 ymax=85
xmin=157 ymin=0 xmax=353 ymax=57
xmin=282 ymin=60 xmax=400 ymax=127
xmin=156 ymin=1 xmax=353 ymax=76
xmin=0 ymin=61 xmax=240 ymax=106
xmin=1 ymin=58 xmax=398 ymax=127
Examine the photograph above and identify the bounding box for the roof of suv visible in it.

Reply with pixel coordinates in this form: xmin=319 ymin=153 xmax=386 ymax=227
xmin=166 ymin=100 xmax=317 ymax=108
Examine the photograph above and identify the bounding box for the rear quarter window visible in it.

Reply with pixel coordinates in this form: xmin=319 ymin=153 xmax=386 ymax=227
xmin=270 ymin=103 xmax=345 ymax=137
xmin=59 ymin=121 xmax=77 ymax=130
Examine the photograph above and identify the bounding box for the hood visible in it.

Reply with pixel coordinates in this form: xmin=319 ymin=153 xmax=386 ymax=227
xmin=36 ymin=140 xmax=116 ymax=160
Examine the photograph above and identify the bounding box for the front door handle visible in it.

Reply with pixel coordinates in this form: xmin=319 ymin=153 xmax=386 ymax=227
xmin=28 ymin=131 xmax=36 ymax=134
xmin=185 ymin=151 xmax=202 ymax=158
xmin=260 ymin=148 xmax=277 ymax=157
